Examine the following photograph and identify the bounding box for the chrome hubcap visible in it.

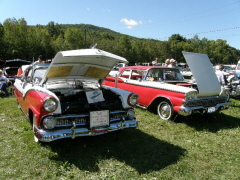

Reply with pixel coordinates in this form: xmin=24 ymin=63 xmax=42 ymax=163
xmin=160 ymin=103 xmax=170 ymax=118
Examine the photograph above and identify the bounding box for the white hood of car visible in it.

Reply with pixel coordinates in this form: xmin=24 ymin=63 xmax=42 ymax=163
xmin=41 ymin=49 xmax=128 ymax=83
xmin=182 ymin=52 xmax=221 ymax=96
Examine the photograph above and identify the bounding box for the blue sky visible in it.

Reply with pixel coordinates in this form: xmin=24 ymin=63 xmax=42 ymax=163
xmin=0 ymin=0 xmax=240 ymax=49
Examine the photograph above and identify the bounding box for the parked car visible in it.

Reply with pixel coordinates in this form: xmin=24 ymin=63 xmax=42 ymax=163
xmin=3 ymin=59 xmax=31 ymax=82
xmin=103 ymin=52 xmax=230 ymax=121
xmin=109 ymin=62 xmax=128 ymax=77
xmin=180 ymin=68 xmax=193 ymax=79
xmin=14 ymin=49 xmax=139 ymax=143
xmin=233 ymin=60 xmax=240 ymax=79
xmin=177 ymin=62 xmax=188 ymax=69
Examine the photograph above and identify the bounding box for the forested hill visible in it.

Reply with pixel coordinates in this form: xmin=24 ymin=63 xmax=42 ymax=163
xmin=1 ymin=18 xmax=239 ymax=64
xmin=61 ymin=24 xmax=125 ymax=39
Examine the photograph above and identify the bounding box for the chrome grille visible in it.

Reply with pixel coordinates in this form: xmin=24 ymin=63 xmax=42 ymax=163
xmin=55 ymin=115 xmax=88 ymax=127
xmin=184 ymin=98 xmax=226 ymax=107
xmin=51 ymin=110 xmax=128 ymax=127
xmin=110 ymin=110 xmax=127 ymax=121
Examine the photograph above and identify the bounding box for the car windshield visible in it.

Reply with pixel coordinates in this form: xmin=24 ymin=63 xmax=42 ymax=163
xmin=34 ymin=68 xmax=47 ymax=79
xmin=145 ymin=68 xmax=184 ymax=81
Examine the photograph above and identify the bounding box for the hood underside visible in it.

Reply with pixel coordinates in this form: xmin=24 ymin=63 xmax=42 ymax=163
xmin=182 ymin=52 xmax=221 ymax=96
xmin=41 ymin=49 xmax=128 ymax=84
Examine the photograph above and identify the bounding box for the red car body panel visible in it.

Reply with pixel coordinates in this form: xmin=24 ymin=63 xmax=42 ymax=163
xmin=104 ymin=76 xmax=185 ymax=110
xmin=14 ymin=88 xmax=52 ymax=125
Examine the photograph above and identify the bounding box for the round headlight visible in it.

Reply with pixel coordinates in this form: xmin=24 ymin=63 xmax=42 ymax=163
xmin=127 ymin=109 xmax=135 ymax=120
xmin=43 ymin=116 xmax=57 ymax=129
xmin=128 ymin=93 xmax=139 ymax=106
xmin=43 ymin=97 xmax=58 ymax=112
xmin=185 ymin=91 xmax=197 ymax=100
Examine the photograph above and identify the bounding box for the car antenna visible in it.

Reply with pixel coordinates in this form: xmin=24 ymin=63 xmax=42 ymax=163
xmin=91 ymin=43 xmax=98 ymax=49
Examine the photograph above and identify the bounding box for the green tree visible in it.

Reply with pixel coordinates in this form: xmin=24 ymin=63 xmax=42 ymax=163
xmin=3 ymin=18 xmax=28 ymax=59
xmin=0 ymin=23 xmax=5 ymax=59
xmin=117 ymin=35 xmax=132 ymax=61
xmin=46 ymin=21 xmax=63 ymax=39
xmin=64 ymin=28 xmax=84 ymax=50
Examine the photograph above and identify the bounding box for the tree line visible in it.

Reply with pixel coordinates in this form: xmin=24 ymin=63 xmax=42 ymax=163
xmin=0 ymin=17 xmax=239 ymax=65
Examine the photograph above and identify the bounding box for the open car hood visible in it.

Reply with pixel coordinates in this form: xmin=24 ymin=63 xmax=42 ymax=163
xmin=5 ymin=59 xmax=31 ymax=68
xmin=182 ymin=52 xmax=221 ymax=96
xmin=41 ymin=49 xmax=128 ymax=84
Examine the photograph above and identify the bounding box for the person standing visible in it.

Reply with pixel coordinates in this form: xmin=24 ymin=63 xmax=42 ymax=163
xmin=152 ymin=57 xmax=158 ymax=66
xmin=33 ymin=55 xmax=45 ymax=66
xmin=216 ymin=64 xmax=228 ymax=86
xmin=168 ymin=59 xmax=178 ymax=68
xmin=0 ymin=70 xmax=10 ymax=97
xmin=165 ymin=59 xmax=170 ymax=67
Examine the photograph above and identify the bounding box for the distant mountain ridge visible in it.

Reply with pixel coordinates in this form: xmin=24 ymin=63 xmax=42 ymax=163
xmin=60 ymin=23 xmax=143 ymax=40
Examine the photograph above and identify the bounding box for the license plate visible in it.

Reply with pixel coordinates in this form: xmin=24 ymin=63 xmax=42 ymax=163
xmin=207 ymin=107 xmax=216 ymax=113
xmin=90 ymin=110 xmax=109 ymax=128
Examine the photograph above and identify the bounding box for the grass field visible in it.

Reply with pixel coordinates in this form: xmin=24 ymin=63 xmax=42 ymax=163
xmin=0 ymin=95 xmax=239 ymax=180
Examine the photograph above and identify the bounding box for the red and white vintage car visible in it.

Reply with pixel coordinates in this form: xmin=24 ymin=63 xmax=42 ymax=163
xmin=14 ymin=49 xmax=139 ymax=142
xmin=103 ymin=52 xmax=230 ymax=120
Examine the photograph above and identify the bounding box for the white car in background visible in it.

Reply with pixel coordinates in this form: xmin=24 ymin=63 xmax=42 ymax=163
xmin=109 ymin=63 xmax=128 ymax=77
xmin=180 ymin=68 xmax=193 ymax=79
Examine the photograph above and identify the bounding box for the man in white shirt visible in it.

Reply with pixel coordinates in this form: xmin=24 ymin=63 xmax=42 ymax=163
xmin=0 ymin=70 xmax=10 ymax=96
xmin=216 ymin=64 xmax=227 ymax=86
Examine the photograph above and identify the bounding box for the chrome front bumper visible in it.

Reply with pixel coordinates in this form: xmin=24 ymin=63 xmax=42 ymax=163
xmin=34 ymin=120 xmax=138 ymax=142
xmin=178 ymin=102 xmax=231 ymax=116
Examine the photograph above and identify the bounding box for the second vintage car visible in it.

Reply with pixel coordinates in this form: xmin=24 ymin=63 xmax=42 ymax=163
xmin=3 ymin=59 xmax=31 ymax=82
xmin=14 ymin=48 xmax=139 ymax=142
xmin=103 ymin=52 xmax=230 ymax=120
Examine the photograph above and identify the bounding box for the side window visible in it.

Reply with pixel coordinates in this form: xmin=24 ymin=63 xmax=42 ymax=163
xmin=119 ymin=69 xmax=131 ymax=79
xmin=146 ymin=69 xmax=163 ymax=81
xmin=130 ymin=70 xmax=144 ymax=80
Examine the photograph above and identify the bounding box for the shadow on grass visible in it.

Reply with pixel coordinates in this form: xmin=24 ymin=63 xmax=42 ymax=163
xmin=47 ymin=129 xmax=186 ymax=174
xmin=175 ymin=112 xmax=240 ymax=133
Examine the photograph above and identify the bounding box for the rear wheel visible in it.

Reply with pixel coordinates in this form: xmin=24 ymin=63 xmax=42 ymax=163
xmin=157 ymin=100 xmax=176 ymax=120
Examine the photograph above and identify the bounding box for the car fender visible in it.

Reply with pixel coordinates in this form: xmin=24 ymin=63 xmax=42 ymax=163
xmin=102 ymin=85 xmax=136 ymax=108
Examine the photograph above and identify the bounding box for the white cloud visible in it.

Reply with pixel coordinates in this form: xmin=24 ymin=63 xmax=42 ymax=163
xmin=120 ymin=18 xmax=142 ymax=29
xmin=86 ymin=8 xmax=91 ymax=11
xmin=120 ymin=18 xmax=138 ymax=26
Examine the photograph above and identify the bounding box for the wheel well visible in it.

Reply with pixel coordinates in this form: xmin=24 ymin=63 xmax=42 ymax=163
xmin=148 ymin=97 xmax=171 ymax=113
xmin=28 ymin=109 xmax=33 ymax=125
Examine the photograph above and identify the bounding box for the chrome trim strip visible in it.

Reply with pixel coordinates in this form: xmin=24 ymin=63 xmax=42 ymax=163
xmin=34 ymin=119 xmax=138 ymax=142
